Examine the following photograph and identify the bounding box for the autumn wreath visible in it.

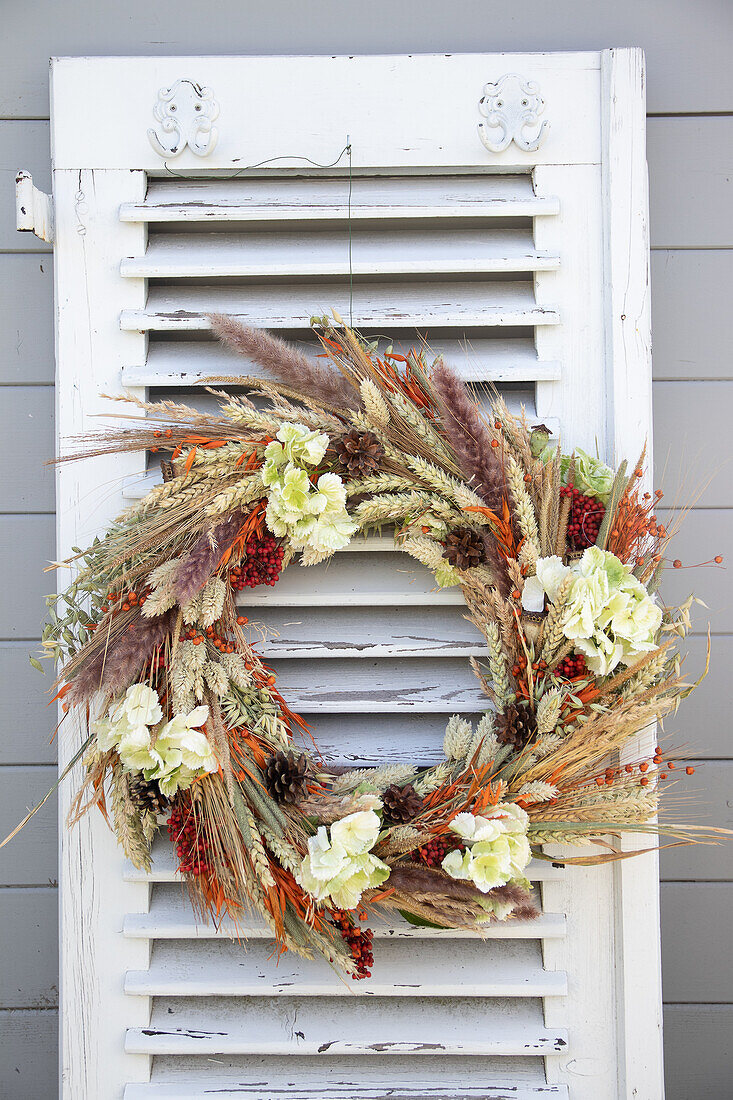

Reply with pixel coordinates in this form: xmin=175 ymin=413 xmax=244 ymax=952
xmin=8 ymin=317 xmax=725 ymax=979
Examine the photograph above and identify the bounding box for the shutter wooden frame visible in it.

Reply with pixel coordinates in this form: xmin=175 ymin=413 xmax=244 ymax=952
xmin=48 ymin=49 xmax=659 ymax=1099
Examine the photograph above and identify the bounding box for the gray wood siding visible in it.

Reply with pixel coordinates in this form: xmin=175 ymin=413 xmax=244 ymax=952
xmin=0 ymin=6 xmax=730 ymax=1096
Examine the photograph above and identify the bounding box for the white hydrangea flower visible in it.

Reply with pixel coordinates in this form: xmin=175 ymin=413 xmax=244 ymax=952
xmin=122 ymin=682 xmax=163 ymax=727
xmin=442 ymin=805 xmax=532 ymax=893
xmin=297 ymin=809 xmax=390 ymax=909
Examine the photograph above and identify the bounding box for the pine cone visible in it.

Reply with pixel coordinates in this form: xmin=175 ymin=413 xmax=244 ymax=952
xmin=127 ymin=774 xmax=170 ymax=815
xmin=496 ymin=704 xmax=538 ymax=751
xmin=334 ymin=429 xmax=384 ymax=477
xmin=264 ymin=750 xmax=308 ymax=804
xmin=382 ymin=782 xmax=423 ymax=825
xmin=442 ymin=528 xmax=487 ymax=571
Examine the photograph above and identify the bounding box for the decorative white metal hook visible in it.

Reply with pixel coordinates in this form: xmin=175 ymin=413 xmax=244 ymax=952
xmin=478 ymin=73 xmax=549 ymax=154
xmin=148 ymin=79 xmax=219 ymax=158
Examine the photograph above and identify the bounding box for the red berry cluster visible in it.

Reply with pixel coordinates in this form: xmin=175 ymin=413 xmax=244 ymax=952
xmin=167 ymin=801 xmax=210 ymax=876
xmin=410 ymin=836 xmax=465 ymax=868
xmin=331 ymin=909 xmax=374 ymax=980
xmin=555 ymin=652 xmax=588 ymax=680
xmin=561 ymin=484 xmax=605 ymax=549
xmin=229 ymin=531 xmax=285 ymax=590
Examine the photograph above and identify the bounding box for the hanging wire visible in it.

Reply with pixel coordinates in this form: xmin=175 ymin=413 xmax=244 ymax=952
xmin=161 ymin=138 xmax=356 ymax=328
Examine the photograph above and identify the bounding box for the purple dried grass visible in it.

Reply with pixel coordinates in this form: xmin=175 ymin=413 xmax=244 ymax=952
xmin=430 ymin=358 xmax=504 ymax=510
xmin=68 ymin=610 xmax=173 ymax=704
xmin=209 ymin=315 xmax=358 ymax=410
xmin=174 ymin=510 xmax=246 ymax=606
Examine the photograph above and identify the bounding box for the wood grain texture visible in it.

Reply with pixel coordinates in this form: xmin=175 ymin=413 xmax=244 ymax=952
xmin=0 ymin=385 xmax=54 ymax=511
xmin=0 ymin=766 xmax=57 ymax=885
xmin=659 ymin=763 xmax=733 ymax=881
xmin=0 ymin=515 xmax=54 ymax=638
xmin=0 ymin=888 xmax=58 ymax=1009
xmin=657 ymin=507 xmax=733 ymax=633
xmin=0 ymin=643 xmax=56 ymax=763
xmin=660 ymin=883 xmax=733 ymax=1002
xmin=666 ymin=634 xmax=733 ymax=759
xmin=663 ymin=1006 xmax=733 ymax=1100
xmin=652 ymin=250 xmax=733 ymax=381
xmin=648 ymin=117 xmax=733 ymax=247
xmin=1 ymin=0 xmax=732 ymax=116
xmin=0 ymin=255 xmax=54 ymax=384
xmin=653 ymin=381 xmax=733 ymax=508
xmin=0 ymin=1009 xmax=57 ymax=1100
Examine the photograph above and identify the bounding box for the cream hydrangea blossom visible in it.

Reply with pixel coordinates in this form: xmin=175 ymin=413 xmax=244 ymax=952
xmin=262 ymin=423 xmax=357 ymax=553
xmin=522 ymin=547 xmax=662 ymax=676
xmin=297 ymin=809 xmax=390 ymax=909
xmin=92 ymin=686 xmax=215 ymax=798
xmin=442 ymin=806 xmax=531 ymax=894
xmin=567 ymin=547 xmax=662 ymax=675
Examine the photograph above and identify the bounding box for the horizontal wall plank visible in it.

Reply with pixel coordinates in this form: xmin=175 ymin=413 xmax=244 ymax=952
xmin=0 ymin=888 xmax=57 ymax=1009
xmin=656 ymin=508 xmax=732 ymax=634
xmin=652 ymin=251 xmax=733 ymax=381
xmin=0 ymin=255 xmax=54 ymax=384
xmin=661 ymin=883 xmax=733 ymax=1003
xmin=0 ymin=122 xmax=51 ymax=253
xmin=0 ymin=385 xmax=54 ymax=511
xmin=0 ymin=514 xmax=54 ymax=638
xmin=648 ymin=117 xmax=733 ymax=248
xmin=2 ymin=3 xmax=733 ymax=116
xmin=663 ymin=1006 xmax=733 ymax=1100
xmin=0 ymin=767 xmax=57 ymax=885
xmin=653 ymin=381 xmax=733 ymax=508
xmin=0 ymin=643 xmax=56 ymax=764
xmin=0 ymin=1009 xmax=57 ymax=1100
xmin=659 ymin=763 xmax=733 ymax=881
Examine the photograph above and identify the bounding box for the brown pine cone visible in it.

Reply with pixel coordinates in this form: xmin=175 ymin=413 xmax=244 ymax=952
xmin=382 ymin=782 xmax=423 ymax=825
xmin=442 ymin=528 xmax=487 ymax=571
xmin=496 ymin=704 xmax=538 ymax=751
xmin=264 ymin=750 xmax=308 ymax=804
xmin=127 ymin=774 xmax=170 ymax=815
xmin=334 ymin=429 xmax=384 ymax=477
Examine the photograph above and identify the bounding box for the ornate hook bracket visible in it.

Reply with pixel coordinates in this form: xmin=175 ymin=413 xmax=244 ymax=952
xmin=148 ymin=79 xmax=219 ymax=158
xmin=478 ymin=73 xmax=548 ymax=154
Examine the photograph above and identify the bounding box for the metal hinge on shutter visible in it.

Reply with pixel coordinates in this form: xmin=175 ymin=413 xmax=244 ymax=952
xmin=15 ymin=170 xmax=54 ymax=243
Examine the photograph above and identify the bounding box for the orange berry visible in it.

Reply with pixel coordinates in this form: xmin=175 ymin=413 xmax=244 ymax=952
xmin=686 ymin=766 xmax=695 ymax=775
xmin=640 ymin=777 xmax=649 ymax=786
xmin=236 ymin=615 xmax=247 ymax=625
xmin=511 ymin=589 xmax=521 ymax=600
xmin=595 ymin=777 xmax=604 ymax=786
xmin=668 ymin=762 xmax=676 ymax=770
xmin=660 ymin=772 xmax=668 ymax=779
xmin=122 ymin=603 xmax=130 ymax=611
xmin=639 ymin=761 xmax=649 ymax=772
xmin=165 ymin=429 xmax=172 ymax=438
xmin=490 ymin=439 xmax=499 ymax=448
xmin=715 ymin=555 xmax=723 ymax=564
xmin=673 ymin=559 xmax=682 ymax=569
xmin=192 ymin=636 xmax=201 ymax=646
xmin=625 ymin=764 xmax=633 ymax=774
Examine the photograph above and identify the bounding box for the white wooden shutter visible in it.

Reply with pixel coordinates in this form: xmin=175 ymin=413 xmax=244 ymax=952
xmin=46 ymin=50 xmax=660 ymax=1100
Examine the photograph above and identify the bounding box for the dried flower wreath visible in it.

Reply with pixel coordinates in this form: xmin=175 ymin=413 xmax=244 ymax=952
xmin=6 ymin=316 xmax=726 ymax=979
